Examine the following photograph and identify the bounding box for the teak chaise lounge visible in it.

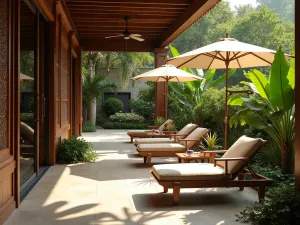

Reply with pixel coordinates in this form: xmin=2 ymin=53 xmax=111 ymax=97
xmin=151 ymin=135 xmax=272 ymax=205
xmin=127 ymin=119 xmax=174 ymax=143
xmin=136 ymin=127 xmax=209 ymax=166
xmin=134 ymin=123 xmax=198 ymax=145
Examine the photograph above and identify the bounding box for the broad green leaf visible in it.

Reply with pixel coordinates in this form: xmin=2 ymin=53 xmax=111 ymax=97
xmin=269 ymin=110 xmax=284 ymax=121
xmin=246 ymin=70 xmax=268 ymax=99
xmin=210 ymin=69 xmax=236 ymax=88
xmin=202 ymin=69 xmax=216 ymax=90
xmin=269 ymin=49 xmax=294 ymax=110
xmin=169 ymin=44 xmax=180 ymax=57
xmin=241 ymin=97 xmax=266 ymax=111
xmin=287 ymin=50 xmax=295 ymax=89
xmin=228 ymin=96 xmax=244 ymax=106
xmin=229 ymin=109 xmax=248 ymax=128
xmin=240 ymin=113 xmax=267 ymax=129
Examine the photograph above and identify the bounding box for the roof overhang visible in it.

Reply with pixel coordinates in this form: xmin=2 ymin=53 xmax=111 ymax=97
xmin=65 ymin=0 xmax=220 ymax=52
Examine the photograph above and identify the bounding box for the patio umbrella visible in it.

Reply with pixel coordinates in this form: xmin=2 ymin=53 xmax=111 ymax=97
xmin=166 ymin=34 xmax=292 ymax=149
xmin=131 ymin=64 xmax=201 ymax=118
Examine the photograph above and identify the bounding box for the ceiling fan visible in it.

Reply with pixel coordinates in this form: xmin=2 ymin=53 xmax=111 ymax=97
xmin=105 ymin=17 xmax=145 ymax=42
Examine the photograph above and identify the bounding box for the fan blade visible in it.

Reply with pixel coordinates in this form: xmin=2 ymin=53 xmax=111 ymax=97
xmin=130 ymin=35 xmax=144 ymax=42
xmin=105 ymin=34 xmax=124 ymax=39
xmin=129 ymin=34 xmax=141 ymax=37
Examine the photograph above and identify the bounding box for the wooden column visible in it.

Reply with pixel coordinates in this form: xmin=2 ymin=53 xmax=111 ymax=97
xmin=295 ymin=0 xmax=300 ymax=191
xmin=154 ymin=48 xmax=169 ymax=119
xmin=74 ymin=50 xmax=82 ymax=136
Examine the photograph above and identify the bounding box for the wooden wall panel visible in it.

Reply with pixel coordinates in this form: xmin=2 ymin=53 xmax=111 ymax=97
xmin=0 ymin=0 xmax=16 ymax=223
xmin=49 ymin=0 xmax=80 ymax=164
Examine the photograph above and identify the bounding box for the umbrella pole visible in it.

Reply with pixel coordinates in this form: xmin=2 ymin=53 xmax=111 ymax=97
xmin=165 ymin=79 xmax=168 ymax=119
xmin=224 ymin=56 xmax=230 ymax=150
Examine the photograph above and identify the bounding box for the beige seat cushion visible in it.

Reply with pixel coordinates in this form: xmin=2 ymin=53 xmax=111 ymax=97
xmin=134 ymin=123 xmax=197 ymax=145
xmin=216 ymin=135 xmax=265 ymax=174
xmin=158 ymin=119 xmax=173 ymax=131
xmin=128 ymin=130 xmax=149 ymax=134
xmin=176 ymin=123 xmax=198 ymax=136
xmin=180 ymin=127 xmax=209 ymax=149
xmin=135 ymin=138 xmax=174 ymax=145
xmin=137 ymin=143 xmax=186 ymax=152
xmin=152 ymin=163 xmax=225 ymax=181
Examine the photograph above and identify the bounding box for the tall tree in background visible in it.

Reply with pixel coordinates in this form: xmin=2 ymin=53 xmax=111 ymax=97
xmin=84 ymin=52 xmax=102 ymax=125
xmin=232 ymin=6 xmax=294 ymax=54
xmin=257 ymin=0 xmax=295 ymax=22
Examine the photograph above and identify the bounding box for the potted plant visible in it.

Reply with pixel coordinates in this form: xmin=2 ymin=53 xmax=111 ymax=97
xmin=200 ymin=132 xmax=221 ymax=150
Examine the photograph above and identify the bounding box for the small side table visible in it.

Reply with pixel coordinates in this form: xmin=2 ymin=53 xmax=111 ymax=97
xmin=175 ymin=153 xmax=210 ymax=163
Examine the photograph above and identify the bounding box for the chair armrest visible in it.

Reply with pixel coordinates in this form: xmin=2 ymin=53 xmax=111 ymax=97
xmin=214 ymin=157 xmax=249 ymax=178
xmin=163 ymin=130 xmax=178 ymax=134
xmin=148 ymin=125 xmax=159 ymax=129
xmin=202 ymin=150 xmax=227 ymax=154
xmin=214 ymin=157 xmax=248 ymax=162
xmin=169 ymin=134 xmax=185 ymax=137
xmin=178 ymin=139 xmax=199 ymax=142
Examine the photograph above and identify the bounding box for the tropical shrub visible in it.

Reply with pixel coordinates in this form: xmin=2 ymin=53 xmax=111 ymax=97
xmin=168 ymin=45 xmax=236 ymax=126
xmin=129 ymin=99 xmax=155 ymax=120
xmin=82 ymin=121 xmax=97 ymax=132
xmin=200 ymin=132 xmax=221 ymax=150
xmin=229 ymin=49 xmax=295 ymax=173
xmin=57 ymin=136 xmax=97 ymax=164
xmin=236 ymin=184 xmax=300 ymax=225
xmin=102 ymin=122 xmax=147 ymax=129
xmin=166 ymin=123 xmax=175 ymax=131
xmin=103 ymin=98 xmax=123 ymax=116
xmin=96 ymin=113 xmax=110 ymax=126
xmin=82 ymin=74 xmax=117 ymax=122
xmin=20 ymin=113 xmax=34 ymax=121
xmin=154 ymin=117 xmax=165 ymax=127
xmin=110 ymin=113 xmax=144 ymax=123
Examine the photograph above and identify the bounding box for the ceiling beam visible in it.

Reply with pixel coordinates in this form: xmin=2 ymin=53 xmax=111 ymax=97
xmin=66 ymin=0 xmax=192 ymax=6
xmin=81 ymin=38 xmax=157 ymax=52
xmin=158 ymin=0 xmax=220 ymax=47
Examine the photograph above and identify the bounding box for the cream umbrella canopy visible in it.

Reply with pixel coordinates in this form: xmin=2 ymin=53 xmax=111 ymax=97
xmin=167 ymin=34 xmax=292 ymax=149
xmin=131 ymin=64 xmax=201 ymax=118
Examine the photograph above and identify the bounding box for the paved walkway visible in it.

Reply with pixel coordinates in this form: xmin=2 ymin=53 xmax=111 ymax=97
xmin=5 ymin=130 xmax=256 ymax=225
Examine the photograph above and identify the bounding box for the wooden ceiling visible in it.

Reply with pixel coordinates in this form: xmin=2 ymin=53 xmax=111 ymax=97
xmin=65 ymin=0 xmax=220 ymax=52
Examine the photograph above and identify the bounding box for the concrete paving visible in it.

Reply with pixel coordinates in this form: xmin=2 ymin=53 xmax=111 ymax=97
xmin=5 ymin=129 xmax=256 ymax=225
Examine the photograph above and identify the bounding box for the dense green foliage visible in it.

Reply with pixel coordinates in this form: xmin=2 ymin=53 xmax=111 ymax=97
xmin=129 ymin=99 xmax=154 ymax=120
xmin=20 ymin=113 xmax=34 ymax=122
xmin=110 ymin=113 xmax=144 ymax=123
xmin=154 ymin=117 xmax=165 ymax=127
xmin=57 ymin=137 xmax=97 ymax=164
xmin=82 ymin=52 xmax=153 ymax=89
xmin=229 ymin=49 xmax=295 ymax=173
xmin=82 ymin=74 xmax=117 ymax=122
xmin=82 ymin=121 xmax=97 ymax=133
xmin=236 ymin=184 xmax=300 ymax=225
xmin=102 ymin=122 xmax=147 ymax=129
xmin=103 ymin=98 xmax=124 ymax=116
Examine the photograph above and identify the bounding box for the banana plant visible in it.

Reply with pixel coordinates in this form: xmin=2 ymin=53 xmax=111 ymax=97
xmin=168 ymin=45 xmax=236 ymax=123
xmin=229 ymin=49 xmax=295 ymax=173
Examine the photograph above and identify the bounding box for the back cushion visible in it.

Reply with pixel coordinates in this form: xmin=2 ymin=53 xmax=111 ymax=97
xmin=181 ymin=127 xmax=208 ymax=149
xmin=216 ymin=136 xmax=265 ymax=174
xmin=177 ymin=123 xmax=198 ymax=136
xmin=158 ymin=119 xmax=173 ymax=131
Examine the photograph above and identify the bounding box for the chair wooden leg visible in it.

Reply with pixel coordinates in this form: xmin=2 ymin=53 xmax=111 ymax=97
xmin=146 ymin=153 xmax=152 ymax=166
xmin=173 ymin=182 xmax=180 ymax=206
xmin=163 ymin=186 xmax=168 ymax=193
xmin=130 ymin=137 xmax=133 ymax=143
xmin=258 ymin=186 xmax=266 ymax=202
xmin=143 ymin=156 xmax=147 ymax=164
xmin=238 ymin=174 xmax=245 ymax=191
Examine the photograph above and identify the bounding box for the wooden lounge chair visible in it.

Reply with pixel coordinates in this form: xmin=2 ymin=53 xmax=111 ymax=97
xmin=137 ymin=127 xmax=210 ymax=166
xmin=127 ymin=119 xmax=174 ymax=143
xmin=151 ymin=135 xmax=272 ymax=205
xmin=134 ymin=123 xmax=198 ymax=145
